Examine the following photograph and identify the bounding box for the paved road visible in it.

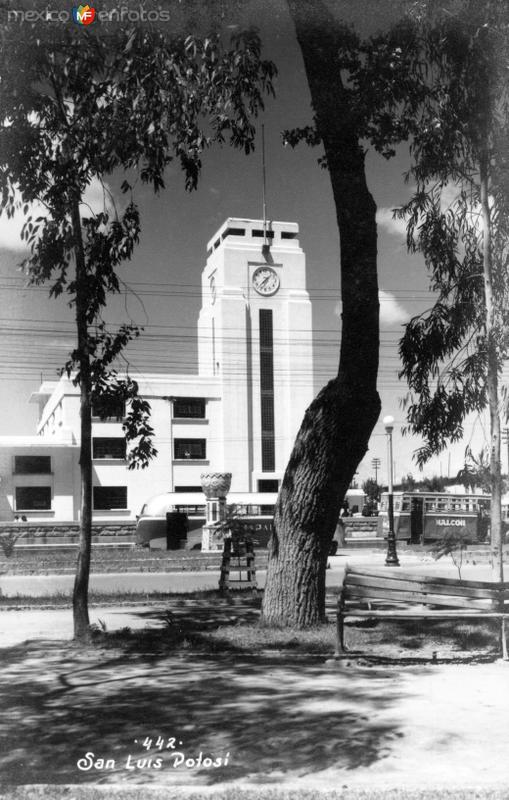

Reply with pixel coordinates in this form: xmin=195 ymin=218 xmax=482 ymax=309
xmin=0 ymin=554 xmax=354 ymax=597
xmin=0 ymin=550 xmax=498 ymax=599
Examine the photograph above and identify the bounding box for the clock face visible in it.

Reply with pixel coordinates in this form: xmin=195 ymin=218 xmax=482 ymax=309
xmin=209 ymin=275 xmax=216 ymax=304
xmin=252 ymin=266 xmax=280 ymax=296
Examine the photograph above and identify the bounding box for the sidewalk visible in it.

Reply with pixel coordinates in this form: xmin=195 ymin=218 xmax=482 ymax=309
xmin=1 ymin=631 xmax=509 ymax=791
xmin=2 ymin=557 xmax=509 ymax=794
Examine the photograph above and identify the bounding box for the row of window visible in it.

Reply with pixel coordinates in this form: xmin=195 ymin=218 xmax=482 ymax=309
xmin=14 ymin=486 xmax=128 ymax=512
xmin=13 ymin=443 xmax=127 ymax=473
xmin=173 ymin=480 xmax=279 ymax=493
xmin=90 ymin=397 xmax=206 ymax=421
xmin=14 ymin=481 xmax=280 ymax=513
xmin=208 ymin=227 xmax=297 ymax=255
xmin=12 ymin=435 xmax=207 ymax=472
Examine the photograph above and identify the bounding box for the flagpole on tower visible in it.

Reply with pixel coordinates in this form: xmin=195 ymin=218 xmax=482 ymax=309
xmin=262 ymin=124 xmax=268 ymax=247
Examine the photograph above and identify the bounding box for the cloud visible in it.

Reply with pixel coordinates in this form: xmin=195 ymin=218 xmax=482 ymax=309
xmin=379 ymin=290 xmax=408 ymax=327
xmin=0 ymin=177 xmax=116 ymax=253
xmin=334 ymin=290 xmax=408 ymax=328
xmin=376 ymin=207 xmax=408 ymax=239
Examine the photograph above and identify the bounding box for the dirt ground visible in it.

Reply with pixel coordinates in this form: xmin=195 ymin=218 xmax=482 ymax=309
xmin=1 ymin=625 xmax=509 ymax=794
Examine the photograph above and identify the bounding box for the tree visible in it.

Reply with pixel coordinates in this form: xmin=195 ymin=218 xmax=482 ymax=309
xmin=0 ymin=20 xmax=275 ymax=639
xmin=422 ymin=475 xmax=446 ymax=493
xmin=457 ymin=448 xmax=492 ymax=494
xmin=363 ymin=478 xmax=382 ymax=502
xmin=261 ymin=1 xmax=425 ymax=626
xmin=400 ymin=473 xmax=417 ymax=492
xmin=431 ymin=529 xmax=471 ymax=580
xmin=0 ymin=530 xmax=21 ymax=559
xmin=396 ymin=1 xmax=509 ymax=580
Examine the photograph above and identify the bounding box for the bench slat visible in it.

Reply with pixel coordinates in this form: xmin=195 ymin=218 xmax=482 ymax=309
xmin=344 ymin=573 xmax=503 ymax=600
xmin=343 ymin=585 xmax=498 ymax=610
xmin=341 ymin=609 xmax=509 ymax=619
xmin=345 ymin=567 xmax=509 ymax=592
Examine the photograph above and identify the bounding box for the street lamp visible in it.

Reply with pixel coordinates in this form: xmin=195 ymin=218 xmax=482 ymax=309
xmin=383 ymin=415 xmax=400 ymax=567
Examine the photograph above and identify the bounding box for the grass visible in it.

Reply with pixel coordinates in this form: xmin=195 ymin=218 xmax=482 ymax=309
xmin=77 ymin=594 xmax=503 ymax=660
xmin=1 ymin=787 xmax=509 ymax=800
xmin=0 ymin=588 xmax=263 ymax=608
xmin=0 ymin=588 xmax=503 ymax=660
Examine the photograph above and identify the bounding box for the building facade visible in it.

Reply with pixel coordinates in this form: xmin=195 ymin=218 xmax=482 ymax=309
xmin=0 ymin=218 xmax=314 ymax=521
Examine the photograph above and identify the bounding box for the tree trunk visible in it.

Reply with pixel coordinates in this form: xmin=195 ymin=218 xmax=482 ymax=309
xmin=261 ymin=0 xmax=381 ymax=627
xmin=71 ymin=196 xmax=93 ymax=641
xmin=480 ymin=154 xmax=504 ymax=584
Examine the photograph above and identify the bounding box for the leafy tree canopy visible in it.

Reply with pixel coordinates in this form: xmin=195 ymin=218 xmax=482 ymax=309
xmin=393 ymin=1 xmax=509 ymax=465
xmin=0 ymin=19 xmax=276 ymax=465
xmin=362 ymin=478 xmax=382 ymax=501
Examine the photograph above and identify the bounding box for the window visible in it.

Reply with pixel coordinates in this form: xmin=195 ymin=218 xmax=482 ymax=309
xmin=175 ymin=486 xmax=203 ymax=493
xmin=261 ymin=437 xmax=275 ymax=472
xmin=252 ymin=229 xmax=274 ymax=239
xmin=222 ymin=227 xmax=245 ymax=239
xmin=281 ymin=231 xmax=297 ymax=240
xmin=261 ymin=396 xmax=274 ymax=431
xmin=91 ymin=399 xmax=125 ymax=420
xmin=259 ymin=309 xmax=275 ymax=472
xmin=15 ymin=486 xmax=51 ymax=511
xmin=14 ymin=455 xmax=51 ymax=474
xmin=93 ymin=486 xmax=128 ymax=510
xmin=258 ymin=479 xmax=279 ymax=493
xmin=174 ymin=439 xmax=206 ymax=460
xmin=173 ymin=398 xmax=205 ymax=419
xmin=92 ymin=438 xmax=126 ymax=460
xmin=175 ymin=504 xmax=206 ymax=516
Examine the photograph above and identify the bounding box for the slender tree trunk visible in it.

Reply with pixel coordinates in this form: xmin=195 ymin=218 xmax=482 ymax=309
xmin=70 ymin=196 xmax=93 ymax=640
xmin=261 ymin=0 xmax=381 ymax=627
xmin=480 ymin=154 xmax=504 ymax=584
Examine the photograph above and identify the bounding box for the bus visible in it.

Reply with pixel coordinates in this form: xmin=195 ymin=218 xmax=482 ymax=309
xmin=135 ymin=491 xmax=276 ymax=550
xmin=377 ymin=491 xmax=493 ymax=544
xmin=136 ymin=487 xmax=370 ymax=551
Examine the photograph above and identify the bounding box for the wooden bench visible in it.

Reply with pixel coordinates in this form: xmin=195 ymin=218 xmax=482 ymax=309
xmin=336 ymin=566 xmax=509 ymax=659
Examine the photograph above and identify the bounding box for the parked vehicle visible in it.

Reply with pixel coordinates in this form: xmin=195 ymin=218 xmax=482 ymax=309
xmin=377 ymin=491 xmax=494 ymax=544
xmin=136 ymin=492 xmax=276 ymax=550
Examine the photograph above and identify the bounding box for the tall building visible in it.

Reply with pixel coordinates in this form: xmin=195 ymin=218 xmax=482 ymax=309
xmin=0 ymin=218 xmax=314 ymax=521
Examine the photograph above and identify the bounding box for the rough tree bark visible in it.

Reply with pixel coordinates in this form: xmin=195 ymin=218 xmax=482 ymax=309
xmin=71 ymin=195 xmax=93 ymax=640
xmin=480 ymin=151 xmax=503 ymax=584
xmin=261 ymin=0 xmax=381 ymax=627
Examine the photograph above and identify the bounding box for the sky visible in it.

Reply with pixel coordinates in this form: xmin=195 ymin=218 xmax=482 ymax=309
xmin=0 ymin=0 xmax=499 ymax=487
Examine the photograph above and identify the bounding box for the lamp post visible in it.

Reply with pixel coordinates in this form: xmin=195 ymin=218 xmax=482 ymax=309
xmin=383 ymin=415 xmax=400 ymax=567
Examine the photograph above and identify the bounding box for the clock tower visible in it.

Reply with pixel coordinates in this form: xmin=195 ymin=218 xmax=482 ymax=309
xmin=197 ymin=218 xmax=313 ymax=493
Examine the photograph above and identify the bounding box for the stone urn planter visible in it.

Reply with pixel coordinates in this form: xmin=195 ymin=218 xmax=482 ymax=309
xmin=200 ymin=472 xmax=232 ymax=499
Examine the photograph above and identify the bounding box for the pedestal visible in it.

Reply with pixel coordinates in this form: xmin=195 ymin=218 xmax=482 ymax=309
xmin=201 ymin=524 xmax=227 ymax=553
xmin=200 ymin=472 xmax=232 ymax=553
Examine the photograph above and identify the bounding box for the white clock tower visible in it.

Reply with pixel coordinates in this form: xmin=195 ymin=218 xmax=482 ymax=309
xmin=198 ymin=218 xmax=313 ymax=493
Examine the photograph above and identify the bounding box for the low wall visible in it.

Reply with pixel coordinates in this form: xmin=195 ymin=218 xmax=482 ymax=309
xmin=0 ymin=521 xmax=136 ymax=540
xmin=343 ymin=518 xmax=379 ymax=533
